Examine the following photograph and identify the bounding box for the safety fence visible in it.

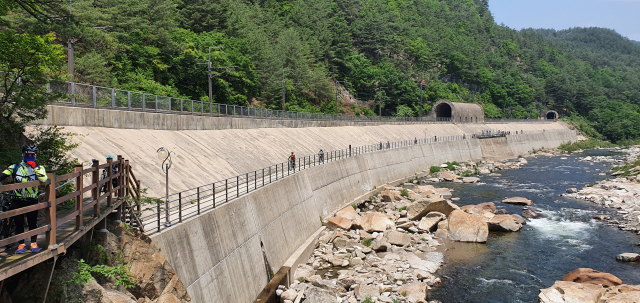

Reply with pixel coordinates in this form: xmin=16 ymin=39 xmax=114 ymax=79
xmin=140 ymin=129 xmax=566 ymax=233
xmin=49 ymin=82 xmax=449 ymax=123
xmin=485 ymin=118 xmax=553 ymax=123
xmin=0 ymin=156 xmax=142 ymax=280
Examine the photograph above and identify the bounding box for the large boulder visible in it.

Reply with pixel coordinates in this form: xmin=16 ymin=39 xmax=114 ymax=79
xmin=487 ymin=214 xmax=524 ymax=232
xmin=397 ymin=282 xmax=428 ymax=303
xmin=354 ymin=285 xmax=380 ymax=300
xmin=439 ymin=171 xmax=459 ymax=181
xmin=616 ymin=253 xmax=640 ymax=262
xmin=415 ymin=185 xmax=436 ymax=195
xmin=335 ymin=206 xmax=358 ymax=220
xmin=539 ymin=281 xmax=605 ymax=303
xmin=381 ymin=190 xmax=403 ymax=202
xmin=417 ymin=212 xmax=446 ymax=231
xmin=305 ymin=286 xmax=338 ymax=303
xmin=436 ymin=188 xmax=453 ymax=199
xmin=502 ymin=197 xmax=533 ymax=206
xmin=562 ymin=268 xmax=623 ymax=287
xmin=325 ymin=216 xmax=352 ymax=231
xmin=600 ymin=285 xmax=640 ymax=303
xmin=447 ymin=210 xmax=488 ymax=243
xmin=462 ymin=177 xmax=481 ymax=183
xmin=353 ymin=212 xmax=395 ymax=232
xmin=477 ymin=202 xmax=497 ymax=213
xmin=385 ymin=230 xmax=411 ymax=246
xmin=407 ymin=198 xmax=459 ymax=220
xmin=460 ymin=205 xmax=482 ymax=215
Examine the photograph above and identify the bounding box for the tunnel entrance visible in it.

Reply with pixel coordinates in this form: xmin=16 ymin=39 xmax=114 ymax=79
xmin=435 ymin=103 xmax=452 ymax=118
xmin=546 ymin=112 xmax=557 ymax=119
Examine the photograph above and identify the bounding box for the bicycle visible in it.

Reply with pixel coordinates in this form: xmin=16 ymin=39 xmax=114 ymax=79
xmin=0 ymin=192 xmax=18 ymax=247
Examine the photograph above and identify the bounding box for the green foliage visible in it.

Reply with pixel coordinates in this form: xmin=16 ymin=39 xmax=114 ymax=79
xmin=445 ymin=161 xmax=459 ymax=171
xmin=352 ymin=204 xmax=357 ymax=210
xmin=400 ymin=189 xmax=409 ymax=197
xmin=558 ymin=139 xmax=616 ymax=153
xmin=68 ymin=260 xmax=137 ymax=289
xmin=3 ymin=0 xmax=640 ymax=143
xmin=397 ymin=206 xmax=407 ymax=212
xmin=363 ymin=297 xmax=373 ymax=303
xmin=462 ymin=170 xmax=473 ymax=177
xmin=430 ymin=166 xmax=441 ymax=174
xmin=361 ymin=238 xmax=372 ymax=247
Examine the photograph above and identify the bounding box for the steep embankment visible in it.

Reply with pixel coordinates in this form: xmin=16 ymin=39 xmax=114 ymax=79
xmin=56 ymin=122 xmax=569 ymax=197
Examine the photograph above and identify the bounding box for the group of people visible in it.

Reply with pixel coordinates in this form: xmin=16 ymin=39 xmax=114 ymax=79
xmin=0 ymin=144 xmax=48 ymax=254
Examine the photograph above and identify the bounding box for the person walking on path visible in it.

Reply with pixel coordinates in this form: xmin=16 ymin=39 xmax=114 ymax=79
xmin=0 ymin=144 xmax=49 ymax=253
xmin=318 ymin=149 xmax=324 ymax=163
xmin=288 ymin=152 xmax=296 ymax=172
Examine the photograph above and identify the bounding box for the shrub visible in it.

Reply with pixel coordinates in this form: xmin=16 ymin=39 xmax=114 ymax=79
xmin=400 ymin=189 xmax=409 ymax=197
xmin=68 ymin=259 xmax=136 ymax=289
xmin=361 ymin=239 xmax=373 ymax=247
xmin=558 ymin=139 xmax=616 ymax=152
xmin=430 ymin=166 xmax=441 ymax=174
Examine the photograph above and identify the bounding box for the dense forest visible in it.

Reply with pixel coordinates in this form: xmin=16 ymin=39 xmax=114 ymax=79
xmin=2 ymin=0 xmax=640 ymax=148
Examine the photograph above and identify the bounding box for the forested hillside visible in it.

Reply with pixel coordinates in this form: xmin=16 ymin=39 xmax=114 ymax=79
xmin=2 ymin=0 xmax=640 ymax=143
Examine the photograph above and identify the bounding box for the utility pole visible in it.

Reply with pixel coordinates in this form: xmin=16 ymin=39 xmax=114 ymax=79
xmin=334 ymin=79 xmax=345 ymax=114
xmin=197 ymin=47 xmax=236 ymax=103
xmin=68 ymin=0 xmax=74 ymax=83
xmin=377 ymin=87 xmax=388 ymax=116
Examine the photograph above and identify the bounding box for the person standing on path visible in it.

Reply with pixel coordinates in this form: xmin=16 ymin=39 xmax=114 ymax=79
xmin=0 ymin=144 xmax=49 ymax=253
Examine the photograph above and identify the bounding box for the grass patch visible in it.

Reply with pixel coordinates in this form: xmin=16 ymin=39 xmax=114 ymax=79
xmin=361 ymin=238 xmax=373 ymax=247
xmin=461 ymin=170 xmax=473 ymax=177
xmin=352 ymin=204 xmax=357 ymax=210
xmin=397 ymin=206 xmax=407 ymax=212
xmin=363 ymin=297 xmax=373 ymax=303
xmin=430 ymin=166 xmax=441 ymax=174
xmin=558 ymin=139 xmax=616 ymax=153
xmin=611 ymin=159 xmax=640 ymax=176
xmin=401 ymin=290 xmax=408 ymax=296
xmin=445 ymin=161 xmax=460 ymax=170
xmin=400 ymin=189 xmax=409 ymax=197
xmin=407 ymin=178 xmax=414 ymax=183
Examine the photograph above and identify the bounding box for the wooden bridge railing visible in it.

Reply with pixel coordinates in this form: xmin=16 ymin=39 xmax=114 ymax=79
xmin=0 ymin=155 xmax=141 ymax=281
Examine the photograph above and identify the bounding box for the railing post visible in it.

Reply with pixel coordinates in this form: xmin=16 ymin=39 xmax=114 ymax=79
xmin=111 ymin=88 xmax=115 ymax=108
xmin=155 ymin=95 xmax=158 ymax=112
xmin=212 ymin=183 xmax=216 ymax=208
xmin=45 ymin=170 xmax=57 ymax=249
xmin=106 ymin=157 xmax=113 ymax=207
xmin=197 ymin=187 xmax=201 ymax=215
xmin=262 ymin=169 xmax=265 ymax=187
xmin=71 ymin=82 xmax=76 ymax=106
xmin=179 ymin=192 xmax=183 ymax=223
xmin=210 ymin=102 xmax=213 ymax=116
xmin=75 ymin=164 xmax=83 ymax=230
xmin=349 ymin=145 xmax=352 ymax=157
xmin=225 ymin=179 xmax=228 ymax=203
xmin=237 ymin=175 xmax=239 ymax=198
xmin=135 ymin=180 xmax=141 ymax=212
xmin=92 ymin=159 xmax=100 ymax=217
xmin=142 ymin=94 xmax=146 ymax=112
xmin=92 ymin=85 xmax=96 ymax=108
xmin=275 ymin=165 xmax=278 ymax=180
xmin=254 ymin=171 xmax=257 ymax=191
xmin=246 ymin=173 xmax=249 ymax=194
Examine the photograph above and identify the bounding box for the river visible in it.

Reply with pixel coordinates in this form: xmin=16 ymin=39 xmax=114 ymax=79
xmin=429 ymin=150 xmax=640 ymax=302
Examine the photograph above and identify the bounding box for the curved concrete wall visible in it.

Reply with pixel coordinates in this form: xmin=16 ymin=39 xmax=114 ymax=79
xmin=51 ymin=122 xmax=569 ymax=198
xmin=148 ymin=129 xmax=576 ymax=303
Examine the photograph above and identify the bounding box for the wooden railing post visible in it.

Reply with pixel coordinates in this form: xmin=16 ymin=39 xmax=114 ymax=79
xmin=92 ymin=160 xmax=100 ymax=217
xmin=75 ymin=165 xmax=83 ymax=230
xmin=135 ymin=180 xmax=141 ymax=212
xmin=46 ymin=171 xmax=57 ymax=249
xmin=212 ymin=183 xmax=216 ymax=208
xmin=106 ymin=157 xmax=113 ymax=207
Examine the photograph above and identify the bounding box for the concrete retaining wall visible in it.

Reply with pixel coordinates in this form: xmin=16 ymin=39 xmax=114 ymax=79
xmin=150 ymin=139 xmax=484 ymax=303
xmin=37 ymin=105 xmax=441 ymax=130
xmin=149 ymin=129 xmax=575 ymax=303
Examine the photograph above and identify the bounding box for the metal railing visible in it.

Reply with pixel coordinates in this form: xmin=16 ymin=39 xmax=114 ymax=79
xmin=485 ymin=118 xmax=553 ymax=123
xmin=49 ymin=82 xmax=451 ymax=123
xmin=140 ymin=129 xmax=568 ymax=233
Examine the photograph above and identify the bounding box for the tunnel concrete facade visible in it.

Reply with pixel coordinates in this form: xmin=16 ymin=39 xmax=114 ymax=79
xmin=544 ymin=110 xmax=559 ymax=120
xmin=147 ymin=127 xmax=577 ymax=303
xmin=430 ymin=99 xmax=484 ymax=123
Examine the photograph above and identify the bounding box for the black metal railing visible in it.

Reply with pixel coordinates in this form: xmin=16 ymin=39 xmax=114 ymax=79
xmin=140 ymin=129 xmax=568 ymax=233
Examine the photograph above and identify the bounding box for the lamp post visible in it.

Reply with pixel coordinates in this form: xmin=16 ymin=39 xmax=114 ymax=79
xmin=157 ymin=147 xmax=174 ymax=227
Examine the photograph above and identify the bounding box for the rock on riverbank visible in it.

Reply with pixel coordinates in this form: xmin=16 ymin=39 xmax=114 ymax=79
xmin=538 ymin=268 xmax=640 ymax=303
xmin=563 ymin=146 xmax=640 ymax=234
xmin=279 ymin=178 xmax=531 ymax=303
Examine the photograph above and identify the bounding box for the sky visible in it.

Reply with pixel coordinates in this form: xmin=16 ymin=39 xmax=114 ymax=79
xmin=489 ymin=0 xmax=640 ymax=41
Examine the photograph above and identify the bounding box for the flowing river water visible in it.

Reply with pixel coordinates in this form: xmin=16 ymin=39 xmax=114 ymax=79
xmin=429 ymin=150 xmax=640 ymax=302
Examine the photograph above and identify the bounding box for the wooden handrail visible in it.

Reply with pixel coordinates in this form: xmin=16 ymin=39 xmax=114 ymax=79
xmin=0 ymin=202 xmax=49 ymax=221
xmin=0 ymin=180 xmax=44 ymax=192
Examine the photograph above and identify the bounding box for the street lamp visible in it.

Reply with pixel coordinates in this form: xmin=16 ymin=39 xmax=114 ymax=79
xmin=157 ymin=147 xmax=174 ymax=227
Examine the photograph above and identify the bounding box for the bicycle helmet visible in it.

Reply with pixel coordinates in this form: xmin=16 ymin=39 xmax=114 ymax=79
xmin=106 ymin=155 xmax=113 ymax=160
xmin=22 ymin=144 xmax=38 ymax=154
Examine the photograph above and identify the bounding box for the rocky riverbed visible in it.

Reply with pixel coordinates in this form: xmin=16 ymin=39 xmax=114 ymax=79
xmin=275 ymin=158 xmax=535 ymax=303
xmin=563 ymin=146 xmax=640 ymax=233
